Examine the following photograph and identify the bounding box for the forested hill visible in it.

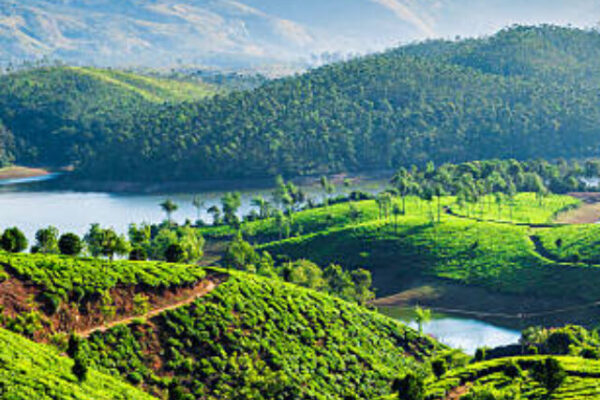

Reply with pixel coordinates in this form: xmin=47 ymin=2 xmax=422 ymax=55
xmin=74 ymin=25 xmax=600 ymax=182
xmin=5 ymin=25 xmax=600 ymax=181
xmin=0 ymin=67 xmax=218 ymax=167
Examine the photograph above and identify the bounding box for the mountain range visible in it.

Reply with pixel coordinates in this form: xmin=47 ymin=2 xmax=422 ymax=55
xmin=1 ymin=0 xmax=600 ymax=69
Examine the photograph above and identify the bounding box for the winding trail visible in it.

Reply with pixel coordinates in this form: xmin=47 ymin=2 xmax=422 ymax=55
xmin=79 ymin=277 xmax=222 ymax=338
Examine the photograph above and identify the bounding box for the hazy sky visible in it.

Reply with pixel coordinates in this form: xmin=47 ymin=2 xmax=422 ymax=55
xmin=2 ymin=0 xmax=600 ymax=67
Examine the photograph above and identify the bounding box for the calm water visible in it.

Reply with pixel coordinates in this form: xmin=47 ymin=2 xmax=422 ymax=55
xmin=0 ymin=175 xmax=383 ymax=242
xmin=380 ymin=307 xmax=521 ymax=355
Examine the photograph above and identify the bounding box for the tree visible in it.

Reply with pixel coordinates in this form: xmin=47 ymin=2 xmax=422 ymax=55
xmin=414 ymin=305 xmax=431 ymax=335
xmin=320 ymin=176 xmax=335 ymax=206
xmin=99 ymin=229 xmax=130 ymax=261
xmin=222 ymin=234 xmax=259 ymax=271
xmin=58 ymin=233 xmax=83 ymax=256
xmin=351 ymin=268 xmax=375 ymax=305
xmin=192 ymin=195 xmax=205 ymax=224
xmin=207 ymin=205 xmax=222 ymax=226
xmin=33 ymin=226 xmax=59 ymax=254
xmin=0 ymin=227 xmax=28 ymax=253
xmin=129 ymin=246 xmax=148 ymax=261
xmin=251 ymin=196 xmax=271 ymax=219
xmin=392 ymin=167 xmax=417 ymax=215
xmin=160 ymin=199 xmax=179 ymax=224
xmin=221 ymin=192 xmax=242 ymax=227
xmin=84 ymin=224 xmax=129 ymax=261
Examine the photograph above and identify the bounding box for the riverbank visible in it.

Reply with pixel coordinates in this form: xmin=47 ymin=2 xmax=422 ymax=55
xmin=0 ymin=166 xmax=50 ymax=180
xmin=554 ymin=192 xmax=600 ymax=224
xmin=52 ymin=170 xmax=391 ymax=194
xmin=372 ymin=277 xmax=600 ymax=330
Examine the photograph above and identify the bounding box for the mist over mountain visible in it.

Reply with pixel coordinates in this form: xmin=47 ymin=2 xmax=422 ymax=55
xmin=1 ymin=0 xmax=599 ymax=69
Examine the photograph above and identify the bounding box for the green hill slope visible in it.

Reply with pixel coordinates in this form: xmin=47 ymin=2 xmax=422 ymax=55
xmin=0 ymin=66 xmax=218 ymax=167
xmin=81 ymin=270 xmax=441 ymax=399
xmin=0 ymin=327 xmax=156 ymax=400
xmin=72 ymin=25 xmax=600 ymax=181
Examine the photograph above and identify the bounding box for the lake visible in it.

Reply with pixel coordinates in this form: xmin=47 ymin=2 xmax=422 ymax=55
xmin=0 ymin=174 xmax=384 ymax=242
xmin=380 ymin=307 xmax=521 ymax=355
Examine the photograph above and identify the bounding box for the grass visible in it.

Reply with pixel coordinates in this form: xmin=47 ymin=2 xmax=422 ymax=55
xmin=71 ymin=67 xmax=220 ymax=103
xmin=535 ymin=224 xmax=600 ymax=265
xmin=254 ymin=195 xmax=600 ymax=301
xmin=451 ymin=193 xmax=580 ymax=224
xmin=0 ymin=327 xmax=156 ymax=400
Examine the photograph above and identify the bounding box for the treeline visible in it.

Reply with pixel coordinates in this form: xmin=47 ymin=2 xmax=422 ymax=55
xmin=4 ymin=26 xmax=600 ymax=181
xmin=73 ymin=25 xmax=600 ymax=181
xmin=0 ymin=119 xmax=14 ymax=167
xmin=0 ymin=222 xmax=205 ymax=264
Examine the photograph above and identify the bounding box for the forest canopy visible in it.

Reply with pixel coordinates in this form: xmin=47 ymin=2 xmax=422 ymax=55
xmin=3 ymin=25 xmax=600 ymax=181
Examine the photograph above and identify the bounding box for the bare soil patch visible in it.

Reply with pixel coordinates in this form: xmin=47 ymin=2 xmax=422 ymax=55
xmin=372 ymin=278 xmax=600 ymax=330
xmin=555 ymin=193 xmax=600 ymax=224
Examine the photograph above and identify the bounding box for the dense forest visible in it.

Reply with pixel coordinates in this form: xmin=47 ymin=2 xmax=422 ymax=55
xmin=3 ymin=25 xmax=600 ymax=181
xmin=0 ymin=67 xmax=218 ymax=167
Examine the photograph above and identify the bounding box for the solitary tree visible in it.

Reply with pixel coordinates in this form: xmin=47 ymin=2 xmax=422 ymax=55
xmin=160 ymin=199 xmax=179 ymax=224
xmin=414 ymin=305 xmax=432 ymax=335
xmin=207 ymin=205 xmax=222 ymax=226
xmin=221 ymin=192 xmax=242 ymax=227
xmin=192 ymin=196 xmax=204 ymax=224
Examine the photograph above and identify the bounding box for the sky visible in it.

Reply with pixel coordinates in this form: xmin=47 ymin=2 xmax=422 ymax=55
xmin=1 ymin=0 xmax=600 ymax=68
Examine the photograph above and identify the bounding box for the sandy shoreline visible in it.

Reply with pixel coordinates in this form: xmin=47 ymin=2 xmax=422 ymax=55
xmin=0 ymin=166 xmax=50 ymax=181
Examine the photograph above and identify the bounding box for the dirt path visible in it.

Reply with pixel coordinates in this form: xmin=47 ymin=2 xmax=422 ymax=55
xmin=79 ymin=278 xmax=220 ymax=338
xmin=445 ymin=385 xmax=469 ymax=400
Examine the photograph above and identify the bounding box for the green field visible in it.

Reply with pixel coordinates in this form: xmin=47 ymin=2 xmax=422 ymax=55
xmin=71 ymin=67 xmax=220 ymax=103
xmin=0 ymin=327 xmax=156 ymax=400
xmin=0 ymin=252 xmax=206 ymax=301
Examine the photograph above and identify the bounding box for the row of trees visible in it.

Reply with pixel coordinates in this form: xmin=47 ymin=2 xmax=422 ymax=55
xmin=387 ymin=158 xmax=592 ymax=223
xmin=0 ymin=222 xmax=204 ymax=264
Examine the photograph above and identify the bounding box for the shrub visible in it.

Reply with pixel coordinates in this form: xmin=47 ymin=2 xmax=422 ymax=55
xmin=165 ymin=243 xmax=185 ymax=263
xmin=532 ymin=357 xmax=566 ymax=394
xmin=394 ymin=373 xmax=424 ymax=400
xmin=0 ymin=227 xmax=28 ymax=253
xmin=475 ymin=347 xmax=488 ymax=362
xmin=504 ymin=360 xmax=522 ymax=379
xmin=431 ymin=358 xmax=447 ymax=378
xmin=129 ymin=246 xmax=148 ymax=261
xmin=72 ymin=352 xmax=89 ymax=382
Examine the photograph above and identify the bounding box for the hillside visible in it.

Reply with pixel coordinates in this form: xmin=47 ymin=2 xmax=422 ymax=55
xmin=0 ymin=327 xmax=156 ymax=400
xmin=0 ymin=66 xmax=218 ymax=166
xmin=81 ymin=270 xmax=441 ymax=399
xmin=0 ymin=249 xmax=443 ymax=399
xmin=69 ymin=25 xmax=600 ymax=182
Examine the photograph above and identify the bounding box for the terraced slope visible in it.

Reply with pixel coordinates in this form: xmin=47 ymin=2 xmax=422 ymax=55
xmin=426 ymin=356 xmax=600 ymax=399
xmin=81 ymin=270 xmax=441 ymax=399
xmin=0 ymin=327 xmax=157 ymax=400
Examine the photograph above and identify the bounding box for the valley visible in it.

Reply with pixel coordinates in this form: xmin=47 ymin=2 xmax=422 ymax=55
xmin=3 ymin=16 xmax=600 ymax=399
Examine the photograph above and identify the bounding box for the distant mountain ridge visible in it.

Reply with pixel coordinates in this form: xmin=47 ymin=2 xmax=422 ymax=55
xmin=1 ymin=0 xmax=599 ymax=69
